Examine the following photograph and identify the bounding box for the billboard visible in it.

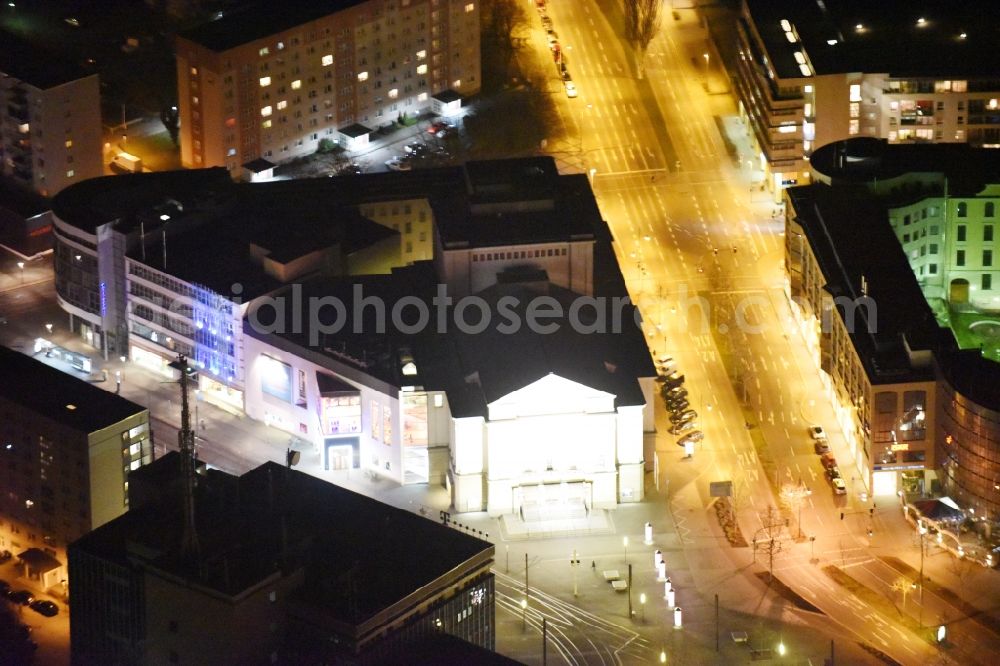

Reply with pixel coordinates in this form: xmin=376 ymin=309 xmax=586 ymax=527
xmin=260 ymin=355 xmax=293 ymax=402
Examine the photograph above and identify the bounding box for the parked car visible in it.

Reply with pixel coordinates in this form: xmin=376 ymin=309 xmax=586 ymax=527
xmin=668 ymin=399 xmax=690 ymax=414
xmin=820 ymin=452 xmax=837 ymax=470
xmin=7 ymin=590 xmax=34 ymax=606
xmin=669 ymin=419 xmax=698 ymax=435
xmin=0 ymin=549 xmax=11 ymax=562
xmin=29 ymin=599 xmax=58 ymax=617
xmin=677 ymin=430 xmax=704 ymax=447
xmin=427 ymin=119 xmax=454 ymax=135
xmin=813 ymin=439 xmax=830 ymax=454
xmin=403 ymin=141 xmax=428 ymax=156
xmin=561 ymin=68 xmax=572 ymax=82
xmin=662 ymin=372 xmax=684 ymax=388
xmin=831 ymin=477 xmax=847 ymax=495
xmin=825 ymin=466 xmax=842 ymax=480
xmin=809 ymin=425 xmax=827 ymax=441
xmin=384 ymin=156 xmax=412 ymax=172
xmin=656 ymin=355 xmax=677 ymax=372
xmin=670 ymin=409 xmax=697 ymax=424
xmin=665 ymin=386 xmax=688 ymax=400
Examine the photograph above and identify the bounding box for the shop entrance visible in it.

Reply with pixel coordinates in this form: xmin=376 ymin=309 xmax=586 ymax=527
xmin=513 ymin=481 xmax=591 ymax=522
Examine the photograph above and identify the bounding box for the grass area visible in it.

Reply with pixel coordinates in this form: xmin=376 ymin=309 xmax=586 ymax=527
xmin=948 ymin=310 xmax=1000 ymax=362
xmin=752 ymin=572 xmax=822 ymax=613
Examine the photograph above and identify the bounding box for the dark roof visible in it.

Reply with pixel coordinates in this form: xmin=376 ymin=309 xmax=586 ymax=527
xmin=0 ymin=346 xmax=145 ymax=433
xmin=73 ymin=456 xmax=493 ymax=626
xmin=242 ymin=158 xmax=276 ymax=173
xmin=937 ymin=347 xmax=1000 ymax=412
xmin=432 ymin=89 xmax=463 ymax=104
xmin=787 ymin=184 xmax=939 ymax=384
xmin=179 ymin=0 xmax=369 ymax=52
xmin=17 ymin=548 xmax=61 ymax=574
xmin=414 ymin=282 xmax=654 ymax=418
xmin=0 ymin=30 xmax=92 ymax=89
xmin=338 ymin=123 xmax=373 ymax=138
xmin=811 ymin=138 xmax=1000 ymax=196
xmin=747 ymin=0 xmax=1000 ymax=79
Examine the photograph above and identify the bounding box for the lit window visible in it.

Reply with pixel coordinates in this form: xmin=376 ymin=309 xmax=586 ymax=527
xmin=261 ymin=105 xmax=273 ymax=117
xmin=259 ymin=47 xmax=269 ymax=56
xmin=129 ymin=442 xmax=141 ymax=456
xmin=260 ymin=76 xmax=271 ymax=87
xmin=417 ymin=64 xmax=427 ymax=75
xmin=130 ymin=460 xmax=141 ymax=471
xmin=849 ymin=102 xmax=859 ymax=118
xmin=778 ymin=124 xmax=797 ymax=133
xmin=388 ymin=88 xmax=398 ymax=99
xmin=849 ymin=84 xmax=861 ymax=102
xmin=357 ymin=71 xmax=368 ymax=82
xmin=65 ymin=139 xmax=73 ymax=148
xmin=803 ymin=85 xmax=813 ymax=93
xmin=433 ymin=394 xmax=444 ymax=408
xmin=262 ymin=119 xmax=272 ymax=128
xmin=465 ymin=2 xmax=474 ymax=11
xmin=190 ymin=67 xmax=198 ymax=76
xmin=291 ymin=79 xmax=302 ymax=90
xmin=227 ymin=148 xmax=236 ymax=156
xmin=66 ymin=170 xmax=74 ymax=177
xmin=452 ymin=79 xmax=461 ymax=88
xmin=416 ymin=50 xmax=426 ymax=60
xmin=277 ymin=100 xmax=287 ymax=110
xmin=418 ymin=92 xmax=428 ymax=102
xmin=322 ymin=54 xmax=334 ymax=66
xmin=803 ymin=103 xmax=812 ymax=117
xmin=192 ymin=96 xmax=199 ymax=105
xmin=277 ymin=41 xmax=284 ymax=50
xmin=849 ymin=119 xmax=860 ymax=135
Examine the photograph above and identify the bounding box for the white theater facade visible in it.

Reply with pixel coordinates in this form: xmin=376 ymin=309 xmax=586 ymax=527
xmin=450 ymin=374 xmax=644 ymax=516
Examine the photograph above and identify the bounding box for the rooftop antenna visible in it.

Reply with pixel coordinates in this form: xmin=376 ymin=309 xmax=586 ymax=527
xmin=162 ymin=227 xmax=168 ymax=270
xmin=170 ymin=355 xmax=199 ymax=561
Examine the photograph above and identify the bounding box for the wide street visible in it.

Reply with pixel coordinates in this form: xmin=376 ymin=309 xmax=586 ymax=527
xmin=3 ymin=2 xmax=1000 ymax=665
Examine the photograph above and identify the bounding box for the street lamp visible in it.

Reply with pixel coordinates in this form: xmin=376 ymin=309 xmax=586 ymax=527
xmin=918 ymin=521 xmax=927 ymax=628
xmin=660 ymin=650 xmax=667 ymax=663
xmin=623 ymin=536 xmax=629 ymax=565
xmin=640 ymin=593 xmax=646 ymax=622
xmin=521 ymin=598 xmax=527 ymax=631
xmin=16 ymin=261 xmax=24 ymax=284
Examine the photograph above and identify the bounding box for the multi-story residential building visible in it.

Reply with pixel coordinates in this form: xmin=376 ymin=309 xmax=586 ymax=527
xmin=786 ymin=136 xmax=1000 ymax=516
xmin=0 ymin=346 xmax=150 ymax=593
xmin=732 ymin=0 xmax=1000 ymax=201
xmin=70 ymin=454 xmax=496 ymax=665
xmin=175 ymin=0 xmax=481 ymax=175
xmin=0 ymin=31 xmax=102 ymax=197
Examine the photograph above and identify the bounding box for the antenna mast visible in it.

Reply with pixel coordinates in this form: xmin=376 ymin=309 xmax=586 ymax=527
xmin=176 ymin=355 xmax=200 ymax=560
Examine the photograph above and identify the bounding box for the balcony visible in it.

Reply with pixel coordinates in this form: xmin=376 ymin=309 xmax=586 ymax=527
xmin=768 ymin=126 xmax=803 ymax=144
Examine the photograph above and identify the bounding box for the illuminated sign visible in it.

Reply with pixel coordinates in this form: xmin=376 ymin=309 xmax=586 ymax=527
xmin=99 ymin=282 xmax=107 ymax=316
xmin=891 ymin=443 xmax=909 ymax=452
xmin=259 ymin=355 xmax=292 ymax=402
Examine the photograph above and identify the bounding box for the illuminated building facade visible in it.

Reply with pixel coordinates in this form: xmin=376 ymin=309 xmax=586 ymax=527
xmin=0 ymin=346 xmax=150 ymax=594
xmin=733 ymin=0 xmax=1000 ymax=202
xmin=70 ymin=457 xmax=495 ymax=665
xmin=0 ymin=32 xmax=103 ymax=197
xmin=175 ymin=0 xmax=480 ymax=175
xmin=786 ymin=137 xmax=1000 ymax=508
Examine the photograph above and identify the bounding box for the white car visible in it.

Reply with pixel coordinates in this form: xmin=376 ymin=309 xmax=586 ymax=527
xmin=831 ymin=477 xmax=847 ymax=495
xmin=564 ymin=80 xmax=577 ymax=98
xmin=657 ymin=355 xmax=677 ymax=373
xmin=809 ymin=425 xmax=827 ymax=441
xmin=385 ymin=157 xmax=412 ymax=172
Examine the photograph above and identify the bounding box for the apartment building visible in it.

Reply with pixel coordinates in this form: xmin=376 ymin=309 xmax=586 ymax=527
xmin=175 ymin=0 xmax=481 ymax=175
xmin=0 ymin=346 xmax=150 ymax=594
xmin=70 ymin=455 xmax=495 ymax=665
xmin=785 ymin=137 xmax=1000 ymax=509
xmin=0 ymin=31 xmax=102 ymax=197
xmin=732 ymin=0 xmax=1000 ymax=201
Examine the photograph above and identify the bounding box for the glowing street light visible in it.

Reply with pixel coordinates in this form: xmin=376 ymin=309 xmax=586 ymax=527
xmin=660 ymin=650 xmax=667 ymax=663
xmin=639 ymin=593 xmax=647 ymax=622
xmin=777 ymin=641 xmax=786 ymax=656
xmin=623 ymin=536 xmax=629 ymax=565
xmin=673 ymin=606 xmax=682 ymax=628
xmin=520 ymin=599 xmax=527 ymax=631
xmin=16 ymin=261 xmax=24 ymax=284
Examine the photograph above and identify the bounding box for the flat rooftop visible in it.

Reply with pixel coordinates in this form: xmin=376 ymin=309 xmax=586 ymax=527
xmin=179 ymin=0 xmax=369 ymax=52
xmin=747 ymin=0 xmax=1000 ymax=79
xmin=74 ymin=455 xmax=493 ymax=626
xmin=787 ymin=183 xmax=939 ymax=384
xmin=0 ymin=29 xmax=92 ymax=89
xmin=811 ymin=138 xmax=1000 ymax=196
xmin=0 ymin=346 xmax=145 ymax=433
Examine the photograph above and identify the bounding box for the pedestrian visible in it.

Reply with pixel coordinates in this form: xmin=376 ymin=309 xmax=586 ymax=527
xmin=591 ymin=561 xmax=596 ymax=570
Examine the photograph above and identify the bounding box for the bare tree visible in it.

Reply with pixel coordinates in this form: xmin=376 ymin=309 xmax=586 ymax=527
xmin=752 ymin=505 xmax=786 ymax=583
xmin=624 ymin=0 xmax=662 ymax=79
xmin=890 ymin=575 xmax=915 ymax=612
xmin=779 ymin=482 xmax=810 ymax=540
xmin=481 ymin=0 xmax=530 ymax=89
